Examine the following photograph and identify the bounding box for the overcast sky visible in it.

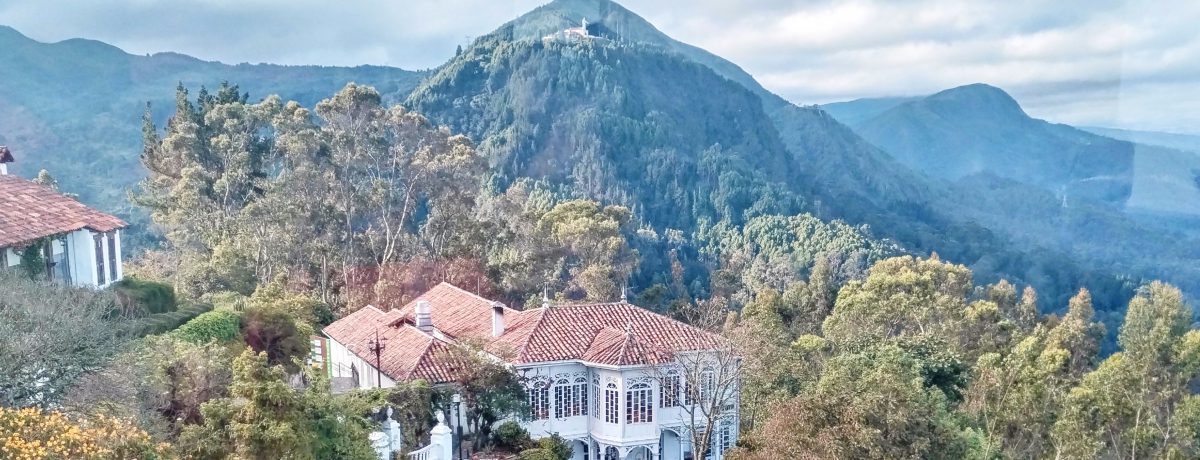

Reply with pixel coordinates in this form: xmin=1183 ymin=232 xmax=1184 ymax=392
xmin=2 ymin=0 xmax=1197 ymax=133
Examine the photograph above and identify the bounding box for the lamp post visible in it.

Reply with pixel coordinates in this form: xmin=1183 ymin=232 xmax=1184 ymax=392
xmin=367 ymin=330 xmax=386 ymax=388
xmin=452 ymin=393 xmax=464 ymax=460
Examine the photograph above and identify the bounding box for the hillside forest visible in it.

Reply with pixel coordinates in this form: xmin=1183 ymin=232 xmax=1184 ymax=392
xmin=2 ymin=81 xmax=1198 ymax=460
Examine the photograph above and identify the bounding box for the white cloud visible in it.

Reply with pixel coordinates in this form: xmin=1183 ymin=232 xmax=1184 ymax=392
xmin=0 ymin=0 xmax=1197 ymax=133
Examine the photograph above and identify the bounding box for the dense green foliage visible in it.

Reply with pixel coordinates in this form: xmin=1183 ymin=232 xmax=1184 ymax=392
xmin=729 ymin=256 xmax=1198 ymax=460
xmin=124 ymin=302 xmax=213 ymax=337
xmin=113 ymin=277 xmax=178 ymax=315
xmin=173 ymin=309 xmax=242 ymax=344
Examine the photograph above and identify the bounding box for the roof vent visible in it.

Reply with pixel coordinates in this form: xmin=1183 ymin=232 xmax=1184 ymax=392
xmin=415 ymin=300 xmax=433 ymax=333
xmin=491 ymin=301 xmax=506 ymax=337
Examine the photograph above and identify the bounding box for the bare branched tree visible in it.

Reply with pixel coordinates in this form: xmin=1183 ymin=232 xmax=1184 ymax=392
xmin=0 ymin=272 xmax=130 ymax=407
xmin=648 ymin=297 xmax=741 ymax=459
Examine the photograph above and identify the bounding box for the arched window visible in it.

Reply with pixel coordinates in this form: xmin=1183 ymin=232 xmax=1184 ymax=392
xmin=553 ymin=377 xmax=590 ymax=418
xmin=719 ymin=419 xmax=734 ymax=453
xmin=700 ymin=367 xmax=715 ymax=403
xmin=604 ymin=446 xmax=620 ymax=460
xmin=592 ymin=374 xmax=601 ymax=420
xmin=527 ymin=377 xmax=551 ymax=420
xmin=661 ymin=370 xmax=681 ymax=407
xmin=626 ymin=382 xmax=653 ymax=423
xmin=604 ymin=383 xmax=620 ymax=423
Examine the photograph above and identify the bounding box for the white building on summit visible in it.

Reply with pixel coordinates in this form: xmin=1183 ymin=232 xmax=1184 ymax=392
xmin=320 ymin=282 xmax=740 ymax=460
xmin=544 ymin=18 xmax=595 ymax=42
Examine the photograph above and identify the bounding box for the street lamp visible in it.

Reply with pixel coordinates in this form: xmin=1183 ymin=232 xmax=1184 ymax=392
xmin=452 ymin=393 xmax=465 ymax=460
xmin=367 ymin=330 xmax=387 ymax=388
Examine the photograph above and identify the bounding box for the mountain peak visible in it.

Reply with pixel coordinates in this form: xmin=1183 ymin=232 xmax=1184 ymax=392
xmin=924 ymin=83 xmax=1027 ymax=118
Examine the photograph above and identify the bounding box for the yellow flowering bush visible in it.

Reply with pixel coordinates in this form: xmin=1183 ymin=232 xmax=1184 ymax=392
xmin=0 ymin=407 xmax=172 ymax=459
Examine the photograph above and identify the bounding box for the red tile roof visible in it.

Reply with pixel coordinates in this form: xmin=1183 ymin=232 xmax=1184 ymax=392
xmin=323 ymin=283 xmax=724 ymax=383
xmin=322 ymin=306 xmax=457 ymax=382
xmin=0 ymin=175 xmax=126 ymax=248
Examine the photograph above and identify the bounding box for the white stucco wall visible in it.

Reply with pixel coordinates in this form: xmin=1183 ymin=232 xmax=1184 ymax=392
xmin=327 ymin=336 xmax=397 ymax=389
xmin=1 ymin=228 xmax=123 ymax=289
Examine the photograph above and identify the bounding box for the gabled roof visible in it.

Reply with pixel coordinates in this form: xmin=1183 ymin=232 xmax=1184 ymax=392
xmin=322 ymin=282 xmax=725 ymax=384
xmin=322 ymin=306 xmax=457 ymax=382
xmin=0 ymin=175 xmax=126 ymax=248
xmin=510 ymin=302 xmax=719 ymax=365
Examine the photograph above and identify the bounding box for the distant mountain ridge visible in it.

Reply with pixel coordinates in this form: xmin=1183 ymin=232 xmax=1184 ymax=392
xmin=850 ymin=83 xmax=1135 ymax=204
xmin=826 ymin=84 xmax=1200 ymax=218
xmin=0 ymin=24 xmax=425 ymax=221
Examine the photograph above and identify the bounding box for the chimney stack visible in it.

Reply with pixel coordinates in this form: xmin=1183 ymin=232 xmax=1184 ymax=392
xmin=415 ymin=300 xmax=433 ymax=333
xmin=0 ymin=146 xmax=12 ymax=176
xmin=491 ymin=301 xmax=505 ymax=337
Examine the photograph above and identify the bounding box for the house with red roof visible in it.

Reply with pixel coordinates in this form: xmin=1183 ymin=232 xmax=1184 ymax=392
xmin=322 ymin=282 xmax=739 ymax=460
xmin=0 ymin=147 xmax=127 ymax=287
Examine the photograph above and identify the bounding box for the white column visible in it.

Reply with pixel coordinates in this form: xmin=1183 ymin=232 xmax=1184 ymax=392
xmin=370 ymin=432 xmax=389 ymax=460
xmin=431 ymin=412 xmax=453 ymax=460
xmin=113 ymin=230 xmax=123 ymax=282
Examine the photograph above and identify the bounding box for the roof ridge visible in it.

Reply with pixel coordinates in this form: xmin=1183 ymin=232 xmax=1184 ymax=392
xmin=436 ymin=282 xmax=517 ymax=310
xmin=518 ymin=307 xmax=554 ymax=362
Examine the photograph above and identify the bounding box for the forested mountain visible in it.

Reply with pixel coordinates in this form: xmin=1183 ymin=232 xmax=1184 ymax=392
xmin=1 ymin=0 xmax=1195 ymax=324
xmin=827 ymin=86 xmax=1200 ymax=218
xmin=852 ymin=84 xmax=1135 ymax=204
xmin=0 ymin=25 xmax=424 ymax=221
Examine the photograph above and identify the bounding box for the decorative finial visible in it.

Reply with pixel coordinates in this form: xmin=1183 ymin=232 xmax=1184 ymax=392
xmin=435 ymin=411 xmax=445 ymax=424
xmin=542 ymin=287 xmax=551 ymax=308
xmin=620 ymin=283 xmax=628 ymax=303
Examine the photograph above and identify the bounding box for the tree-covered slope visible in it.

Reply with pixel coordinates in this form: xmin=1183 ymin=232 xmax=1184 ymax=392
xmin=497 ymin=0 xmax=790 ymax=110
xmin=852 ymin=83 xmax=1136 ymax=204
xmin=0 ymin=25 xmax=425 ymax=218
xmin=407 ymin=34 xmax=803 ymax=230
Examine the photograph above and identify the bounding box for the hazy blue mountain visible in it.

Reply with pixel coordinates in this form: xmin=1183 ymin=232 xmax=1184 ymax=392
xmin=0 ymin=25 xmax=425 ymax=219
xmin=820 ymin=96 xmax=919 ymax=126
xmin=850 ymin=84 xmax=1135 ymax=204
xmin=1083 ymin=126 xmax=1200 ymax=154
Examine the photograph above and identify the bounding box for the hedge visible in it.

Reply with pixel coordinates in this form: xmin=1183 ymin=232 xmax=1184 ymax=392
xmin=124 ymin=302 xmax=212 ymax=337
xmin=173 ymin=309 xmax=242 ymax=344
xmin=113 ymin=278 xmax=177 ymax=315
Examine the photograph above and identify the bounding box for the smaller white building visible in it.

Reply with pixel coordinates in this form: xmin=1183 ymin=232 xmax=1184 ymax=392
xmin=0 ymin=147 xmax=126 ymax=288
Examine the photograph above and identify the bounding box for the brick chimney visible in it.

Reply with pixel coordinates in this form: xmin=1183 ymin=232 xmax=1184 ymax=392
xmin=491 ymin=301 xmax=505 ymax=337
xmin=415 ymin=300 xmax=433 ymax=333
xmin=0 ymin=146 xmax=12 ymax=175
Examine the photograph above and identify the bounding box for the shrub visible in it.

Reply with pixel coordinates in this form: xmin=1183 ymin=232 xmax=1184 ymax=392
xmin=519 ymin=448 xmax=558 ymax=460
xmin=0 ymin=407 xmax=170 ymax=459
xmin=536 ymin=433 xmax=572 ymax=460
xmin=174 ymin=309 xmax=242 ymax=344
xmin=113 ymin=277 xmax=177 ymax=315
xmin=240 ymin=305 xmax=310 ymax=372
xmin=492 ymin=420 xmax=532 ymax=451
xmin=125 ymin=302 xmax=212 ymax=337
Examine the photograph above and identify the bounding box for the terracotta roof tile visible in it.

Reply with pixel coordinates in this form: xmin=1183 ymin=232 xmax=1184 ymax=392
xmin=0 ymin=175 xmax=126 ymax=248
xmin=322 ymin=306 xmax=456 ymax=382
xmin=322 ymin=283 xmax=725 ymax=383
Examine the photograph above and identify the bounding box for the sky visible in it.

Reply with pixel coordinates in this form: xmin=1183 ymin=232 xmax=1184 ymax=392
xmin=1 ymin=0 xmax=1197 ymax=134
